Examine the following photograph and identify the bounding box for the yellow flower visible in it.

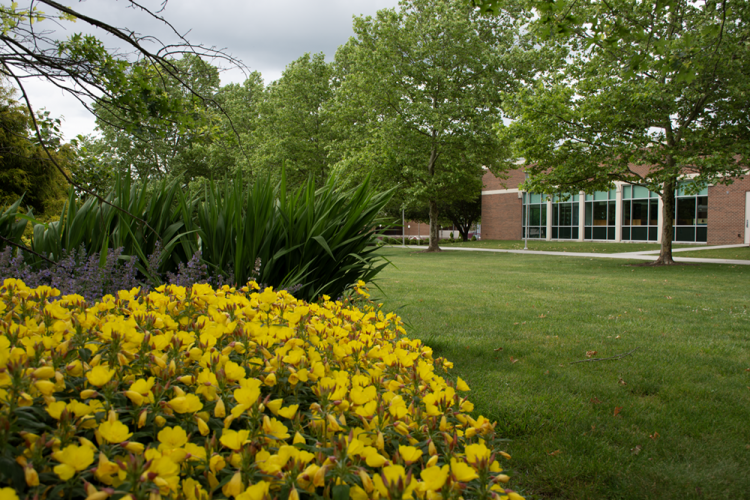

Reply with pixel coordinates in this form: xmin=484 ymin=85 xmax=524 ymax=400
xmin=465 ymin=443 xmax=491 ymax=466
xmin=224 ymin=360 xmax=246 ymax=381
xmin=158 ymin=426 xmax=188 ymax=449
xmin=399 ymin=445 xmax=423 ymax=464
xmin=214 ymin=397 xmax=227 ymax=418
xmin=450 ymin=459 xmax=478 ymax=482
xmin=234 ymin=378 xmax=262 ymax=406
xmin=237 ymin=480 xmax=270 ymax=500
xmin=262 ymin=416 xmax=290 ymax=440
xmin=99 ymin=418 xmax=132 ymax=444
xmin=220 ymin=429 xmax=251 ymax=451
xmin=168 ymin=393 xmax=203 ymax=413
xmin=222 ymin=471 xmax=244 ymax=497
xmin=0 ymin=487 xmax=19 ymax=500
xmin=86 ymin=365 xmax=115 ymax=387
xmin=24 ymin=464 xmax=39 ymax=487
xmin=183 ymin=477 xmax=209 ymax=500
xmin=419 ymin=465 xmax=450 ymax=491
xmin=46 ymin=400 xmax=67 ymax=419
xmin=146 ymin=455 xmax=180 ymax=494
xmin=266 ymin=398 xmax=283 ymax=415
xmin=351 ymin=385 xmax=377 ymax=405
xmin=456 ymin=377 xmax=470 ymax=391
xmin=53 ymin=444 xmax=95 ymax=480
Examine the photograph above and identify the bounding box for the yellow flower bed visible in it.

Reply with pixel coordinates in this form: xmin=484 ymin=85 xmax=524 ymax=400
xmin=0 ymin=279 xmax=524 ymax=500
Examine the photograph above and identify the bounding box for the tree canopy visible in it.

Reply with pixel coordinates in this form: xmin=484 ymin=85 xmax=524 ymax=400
xmin=0 ymin=82 xmax=69 ymax=215
xmin=500 ymin=0 xmax=750 ymax=264
xmin=331 ymin=0 xmax=524 ymax=251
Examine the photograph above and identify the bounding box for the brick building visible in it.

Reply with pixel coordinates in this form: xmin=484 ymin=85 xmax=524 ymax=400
xmin=481 ymin=168 xmax=750 ymax=246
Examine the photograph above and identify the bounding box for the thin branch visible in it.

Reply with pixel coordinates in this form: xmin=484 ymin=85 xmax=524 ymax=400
xmin=0 ymin=235 xmax=56 ymax=265
xmin=3 ymin=61 xmax=160 ymax=238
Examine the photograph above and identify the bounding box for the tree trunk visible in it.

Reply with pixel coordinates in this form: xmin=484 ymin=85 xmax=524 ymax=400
xmin=653 ymin=179 xmax=676 ymax=265
xmin=426 ymin=199 xmax=441 ymax=252
xmin=458 ymin=224 xmax=470 ymax=242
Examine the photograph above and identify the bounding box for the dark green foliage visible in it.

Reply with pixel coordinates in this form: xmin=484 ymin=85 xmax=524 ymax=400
xmin=9 ymin=171 xmax=392 ymax=300
xmin=29 ymin=175 xmax=199 ymax=281
xmin=0 ymin=86 xmax=69 ymax=216
xmin=199 ymin=171 xmax=394 ymax=301
xmin=0 ymin=197 xmax=29 ymax=251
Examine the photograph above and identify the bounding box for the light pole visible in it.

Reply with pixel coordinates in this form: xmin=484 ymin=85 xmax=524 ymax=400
xmin=524 ymin=192 xmax=529 ymax=250
xmin=402 ymin=209 xmax=405 ymax=246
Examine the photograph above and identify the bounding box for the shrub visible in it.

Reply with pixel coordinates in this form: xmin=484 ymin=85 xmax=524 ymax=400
xmin=0 ymin=279 xmax=524 ymax=500
xmin=197 ymin=172 xmax=394 ymax=302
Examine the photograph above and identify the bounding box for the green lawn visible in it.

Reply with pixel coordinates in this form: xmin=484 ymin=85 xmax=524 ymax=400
xmin=676 ymin=246 xmax=750 ymax=260
xmin=435 ymin=239 xmax=693 ymax=254
xmin=374 ymin=248 xmax=750 ymax=500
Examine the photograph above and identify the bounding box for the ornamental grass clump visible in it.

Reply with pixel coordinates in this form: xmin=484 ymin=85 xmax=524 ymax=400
xmin=0 ymin=279 xmax=524 ymax=500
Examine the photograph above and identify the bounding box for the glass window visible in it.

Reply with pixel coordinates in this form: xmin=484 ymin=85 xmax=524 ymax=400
xmin=697 ymin=196 xmax=707 ymax=224
xmin=623 ymin=186 xmax=631 ymax=199
xmin=522 ymin=193 xmax=548 ymax=239
xmin=621 ymin=186 xmax=659 ymax=242
xmin=649 ymin=200 xmax=659 ymax=226
xmin=593 ymin=201 xmax=608 ymax=225
xmin=623 ymin=200 xmax=631 ymax=225
xmin=674 ymin=188 xmax=708 ymax=242
xmin=632 ymin=200 xmax=648 ymax=226
xmin=677 ymin=198 xmax=696 ymax=226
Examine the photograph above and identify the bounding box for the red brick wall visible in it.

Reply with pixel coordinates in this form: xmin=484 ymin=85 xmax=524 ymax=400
xmin=482 ymin=193 xmax=522 ymax=240
xmin=403 ymin=221 xmax=430 ymax=237
xmin=707 ymin=177 xmax=750 ymax=245
xmin=482 ymin=169 xmax=526 ymax=190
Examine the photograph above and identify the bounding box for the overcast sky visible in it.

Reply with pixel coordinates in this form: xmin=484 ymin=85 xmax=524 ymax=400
xmin=16 ymin=0 xmax=401 ymax=141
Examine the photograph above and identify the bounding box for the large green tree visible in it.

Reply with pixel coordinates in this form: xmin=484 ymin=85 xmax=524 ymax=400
xmin=255 ymin=53 xmax=336 ymax=187
xmin=331 ymin=0 xmax=523 ymax=251
xmin=500 ymin=0 xmax=750 ymax=264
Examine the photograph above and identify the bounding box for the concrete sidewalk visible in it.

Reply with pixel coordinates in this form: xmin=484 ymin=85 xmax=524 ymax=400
xmin=621 ymin=243 xmax=747 ymax=255
xmin=388 ymin=244 xmax=750 ymax=266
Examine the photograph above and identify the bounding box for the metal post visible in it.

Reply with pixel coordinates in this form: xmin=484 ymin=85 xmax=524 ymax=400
xmin=524 ymin=192 xmax=529 ymax=250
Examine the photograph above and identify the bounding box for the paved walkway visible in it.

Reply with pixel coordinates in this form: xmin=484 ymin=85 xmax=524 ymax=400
xmin=389 ymin=243 xmax=750 ymax=266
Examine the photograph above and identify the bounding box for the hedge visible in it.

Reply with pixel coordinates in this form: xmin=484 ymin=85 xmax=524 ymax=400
xmin=0 ymin=279 xmax=524 ymax=500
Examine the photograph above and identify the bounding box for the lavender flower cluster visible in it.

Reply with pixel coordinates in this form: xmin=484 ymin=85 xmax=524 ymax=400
xmin=0 ymin=246 xmax=138 ymax=303
xmin=0 ymin=245 xmax=264 ymax=303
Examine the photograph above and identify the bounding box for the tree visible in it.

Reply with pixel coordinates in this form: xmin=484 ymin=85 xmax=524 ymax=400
xmin=500 ymin=0 xmax=750 ymax=264
xmin=0 ymin=83 xmax=69 ymax=215
xmin=330 ymin=0 xmax=522 ymax=251
xmin=94 ymin=55 xmax=225 ymax=183
xmin=440 ymin=196 xmax=481 ymax=241
xmin=0 ymin=0 xmax=243 ymax=212
xmin=255 ymin=53 xmax=336 ymax=187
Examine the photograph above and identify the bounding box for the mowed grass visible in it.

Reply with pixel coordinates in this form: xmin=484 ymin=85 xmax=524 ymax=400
xmin=374 ymin=248 xmax=750 ymax=500
xmin=676 ymin=246 xmax=750 ymax=260
xmin=437 ymin=239 xmax=694 ymax=254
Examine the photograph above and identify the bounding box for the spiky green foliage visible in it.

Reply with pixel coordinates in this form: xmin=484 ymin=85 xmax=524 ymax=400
xmin=198 ymin=172 xmax=394 ymax=301
xmin=29 ymin=175 xmax=199 ymax=280
xmin=0 ymin=197 xmax=29 ymax=251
